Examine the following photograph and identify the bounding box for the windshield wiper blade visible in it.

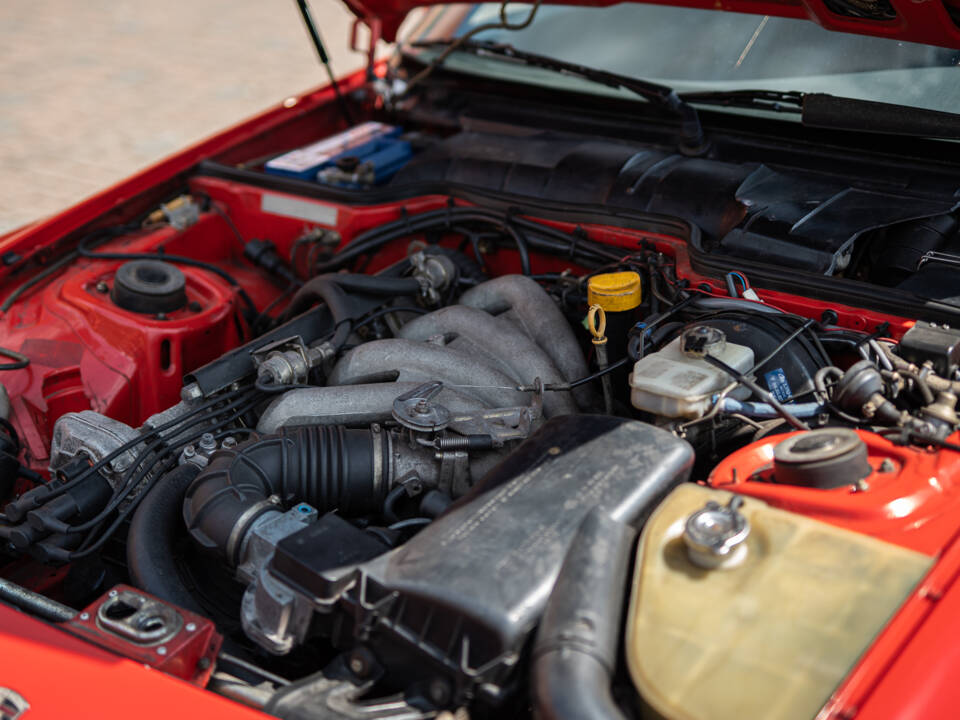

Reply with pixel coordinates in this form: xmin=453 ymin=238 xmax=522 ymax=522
xmin=684 ymin=89 xmax=960 ymax=140
xmin=680 ymin=89 xmax=803 ymax=114
xmin=408 ymin=39 xmax=708 ymax=155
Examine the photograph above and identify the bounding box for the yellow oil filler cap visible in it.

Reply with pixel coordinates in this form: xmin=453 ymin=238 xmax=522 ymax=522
xmin=587 ymin=271 xmax=642 ymax=312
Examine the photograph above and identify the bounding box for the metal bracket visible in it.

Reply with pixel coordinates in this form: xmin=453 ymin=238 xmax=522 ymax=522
xmin=392 ymin=381 xmax=451 ymax=432
xmin=918 ymin=250 xmax=960 ymax=269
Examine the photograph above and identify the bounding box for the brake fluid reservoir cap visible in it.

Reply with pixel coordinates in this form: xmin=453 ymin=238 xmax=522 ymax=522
xmin=587 ymin=271 xmax=642 ymax=312
xmin=681 ymin=325 xmax=726 ymax=358
xmin=773 ymin=428 xmax=871 ymax=489
xmin=683 ymin=496 xmax=750 ymax=569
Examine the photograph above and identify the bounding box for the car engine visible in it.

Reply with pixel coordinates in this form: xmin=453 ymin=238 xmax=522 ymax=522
xmin=1 ymin=111 xmax=959 ymax=720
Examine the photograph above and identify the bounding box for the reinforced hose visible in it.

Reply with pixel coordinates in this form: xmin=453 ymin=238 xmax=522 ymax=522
xmin=532 ymin=509 xmax=636 ymax=720
xmin=183 ymin=426 xmax=388 ymax=565
xmin=127 ymin=463 xmax=204 ymax=614
xmin=281 ymin=274 xmax=420 ymax=323
xmin=280 ymin=276 xmax=353 ymax=348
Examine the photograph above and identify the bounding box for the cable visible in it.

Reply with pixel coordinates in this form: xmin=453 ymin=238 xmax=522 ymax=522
xmin=205 ymin=198 xmax=246 ymax=249
xmin=388 ymin=517 xmax=432 ymax=531
xmin=746 ymin=318 xmax=815 ymax=379
xmin=77 ymin=236 xmax=259 ymax=320
xmin=66 ymin=394 xmax=263 ymax=559
xmin=702 ymin=354 xmax=810 ymax=431
xmin=519 ymin=357 xmax=631 ymax=392
xmin=0 ymin=346 xmax=29 ymax=370
xmin=11 ymin=386 xmax=250 ymax=511
xmin=46 ymin=392 xmax=258 ymax=535
xmin=354 ymin=305 xmax=430 ymax=330
xmin=402 ymin=0 xmax=543 ymax=94
xmin=315 ymin=206 xmax=613 ymax=276
xmin=254 ymin=378 xmax=315 ymax=394
xmin=0 ymin=250 xmax=80 ymax=313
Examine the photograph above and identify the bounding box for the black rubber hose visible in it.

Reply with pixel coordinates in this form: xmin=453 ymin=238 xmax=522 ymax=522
xmin=327 ymin=274 xmax=421 ymax=297
xmin=127 ymin=463 xmax=204 ymax=614
xmin=0 ymin=576 xmax=76 ymax=622
xmin=282 ymin=274 xmax=420 ymax=320
xmin=183 ymin=426 xmax=387 ymax=565
xmin=532 ymin=509 xmax=636 ymax=720
xmin=280 ymin=276 xmax=353 ymax=347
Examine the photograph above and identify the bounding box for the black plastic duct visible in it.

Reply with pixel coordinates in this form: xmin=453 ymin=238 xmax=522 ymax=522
xmin=532 ymin=509 xmax=636 ymax=720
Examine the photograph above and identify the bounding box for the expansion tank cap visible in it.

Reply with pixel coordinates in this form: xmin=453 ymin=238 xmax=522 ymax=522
xmin=683 ymin=495 xmax=750 ymax=569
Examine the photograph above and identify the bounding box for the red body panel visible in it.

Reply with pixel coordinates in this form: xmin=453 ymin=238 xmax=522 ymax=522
xmin=0 ymin=600 xmax=264 ymax=719
xmin=64 ymin=585 xmax=222 ymax=686
xmin=708 ymin=430 xmax=960 ymax=555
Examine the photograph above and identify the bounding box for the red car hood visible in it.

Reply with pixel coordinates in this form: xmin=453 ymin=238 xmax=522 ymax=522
xmin=350 ymin=0 xmax=960 ymax=50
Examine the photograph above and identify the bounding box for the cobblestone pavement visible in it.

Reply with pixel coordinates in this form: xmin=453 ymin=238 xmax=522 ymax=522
xmin=0 ymin=0 xmax=390 ymax=234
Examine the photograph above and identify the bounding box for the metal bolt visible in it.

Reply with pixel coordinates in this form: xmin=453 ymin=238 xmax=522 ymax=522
xmin=547 ymin=446 xmax=562 ymax=456
xmin=198 ymin=433 xmax=217 ymax=451
xmin=95 ymin=281 xmax=109 ymax=293
xmin=108 ymin=589 xmax=118 ymax=598
xmin=185 ymin=622 xmax=196 ymax=632
xmin=79 ymin=612 xmax=90 ymax=621
xmin=155 ymin=312 xmax=167 ymax=321
xmin=197 ymin=657 xmax=212 ymax=670
xmin=879 ymin=458 xmax=895 ymax=473
xmin=428 ymin=677 xmax=452 ymax=706
xmin=222 ymin=437 xmax=237 ymax=449
xmin=181 ymin=383 xmax=204 ymax=403
xmin=157 ymin=646 xmax=167 ymax=656
xmin=182 ymin=446 xmax=196 ymax=459
xmin=347 ymin=648 xmax=374 ymax=678
xmin=415 ymin=399 xmax=431 ymax=414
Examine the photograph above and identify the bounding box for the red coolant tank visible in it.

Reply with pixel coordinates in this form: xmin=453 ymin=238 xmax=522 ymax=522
xmin=707 ymin=428 xmax=960 ymax=555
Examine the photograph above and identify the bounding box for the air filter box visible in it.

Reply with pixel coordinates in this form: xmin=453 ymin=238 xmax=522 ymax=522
xmin=331 ymin=415 xmax=694 ymax=705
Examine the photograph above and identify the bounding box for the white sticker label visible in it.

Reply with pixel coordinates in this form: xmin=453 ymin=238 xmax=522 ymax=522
xmin=260 ymin=193 xmax=338 ymax=227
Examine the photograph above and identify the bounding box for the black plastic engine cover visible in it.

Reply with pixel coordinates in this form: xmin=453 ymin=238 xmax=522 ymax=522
xmin=332 ymin=415 xmax=694 ymax=706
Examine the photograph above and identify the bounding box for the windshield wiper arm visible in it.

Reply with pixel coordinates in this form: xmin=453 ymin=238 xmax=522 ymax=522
xmin=408 ymin=39 xmax=708 ymax=155
xmin=683 ymin=89 xmax=960 ymax=140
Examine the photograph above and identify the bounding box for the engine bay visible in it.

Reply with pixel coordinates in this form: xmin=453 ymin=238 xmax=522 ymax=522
xmin=2 ymin=93 xmax=960 ymax=720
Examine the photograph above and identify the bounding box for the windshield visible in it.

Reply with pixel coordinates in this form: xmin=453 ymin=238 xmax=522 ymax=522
xmin=408 ymin=4 xmax=960 ymax=114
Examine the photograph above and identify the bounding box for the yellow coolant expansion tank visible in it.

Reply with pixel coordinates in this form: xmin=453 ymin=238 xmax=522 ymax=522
xmin=625 ymin=484 xmax=932 ymax=720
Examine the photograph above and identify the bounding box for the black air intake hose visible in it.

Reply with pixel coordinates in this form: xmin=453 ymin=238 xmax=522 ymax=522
xmin=183 ymin=426 xmax=388 ymax=566
xmin=532 ymin=509 xmax=636 ymax=720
